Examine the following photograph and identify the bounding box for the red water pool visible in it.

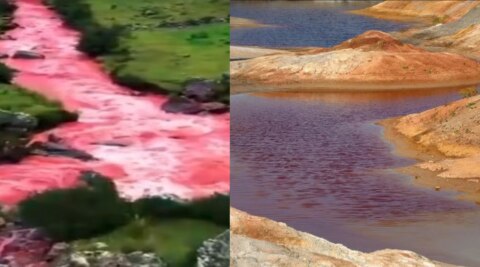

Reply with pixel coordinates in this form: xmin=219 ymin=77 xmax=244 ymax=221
xmin=0 ymin=0 xmax=230 ymax=205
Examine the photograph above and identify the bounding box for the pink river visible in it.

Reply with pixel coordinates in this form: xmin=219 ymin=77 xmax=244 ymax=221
xmin=0 ymin=0 xmax=230 ymax=205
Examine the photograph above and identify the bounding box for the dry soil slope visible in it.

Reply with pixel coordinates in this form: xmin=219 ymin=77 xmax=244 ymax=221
xmin=352 ymin=0 xmax=479 ymax=23
xmin=396 ymin=5 xmax=480 ymax=58
xmin=389 ymin=94 xmax=480 ymax=180
xmin=231 ymin=31 xmax=480 ymax=90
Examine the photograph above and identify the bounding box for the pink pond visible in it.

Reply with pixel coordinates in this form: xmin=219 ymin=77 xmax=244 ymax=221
xmin=0 ymin=0 xmax=230 ymax=205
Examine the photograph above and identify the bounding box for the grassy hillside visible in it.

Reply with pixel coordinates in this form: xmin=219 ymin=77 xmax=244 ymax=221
xmin=47 ymin=0 xmax=229 ymax=94
xmin=93 ymin=0 xmax=229 ymax=92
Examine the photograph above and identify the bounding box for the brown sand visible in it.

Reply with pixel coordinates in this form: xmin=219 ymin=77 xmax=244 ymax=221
xmin=351 ymin=0 xmax=479 ymax=24
xmin=380 ymin=95 xmax=480 ymax=203
xmin=231 ymin=31 xmax=480 ymax=92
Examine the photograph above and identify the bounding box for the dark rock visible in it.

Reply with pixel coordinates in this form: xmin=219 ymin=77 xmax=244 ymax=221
xmin=12 ymin=50 xmax=45 ymax=60
xmin=46 ymin=242 xmax=70 ymax=260
xmin=197 ymin=230 xmax=230 ymax=267
xmin=91 ymin=141 xmax=129 ymax=147
xmin=0 ymin=110 xmax=38 ymax=131
xmin=184 ymin=80 xmax=216 ymax=102
xmin=201 ymin=102 xmax=229 ymax=114
xmin=161 ymin=96 xmax=203 ymax=114
xmin=0 ymin=135 xmax=30 ymax=164
xmin=33 ymin=142 xmax=95 ymax=161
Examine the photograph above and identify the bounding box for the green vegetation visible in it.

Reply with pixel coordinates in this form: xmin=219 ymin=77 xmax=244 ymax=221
xmin=0 ymin=0 xmax=16 ymax=32
xmin=18 ymin=172 xmax=229 ymax=266
xmin=45 ymin=0 xmax=229 ymax=97
xmin=0 ymin=83 xmax=78 ymax=130
xmin=43 ymin=0 xmax=127 ymax=57
xmin=18 ymin=172 xmax=132 ymax=241
xmin=459 ymin=86 xmax=478 ymax=98
xmin=134 ymin=195 xmax=229 ymax=227
xmin=75 ymin=218 xmax=224 ymax=267
xmin=0 ymin=64 xmax=77 ymax=161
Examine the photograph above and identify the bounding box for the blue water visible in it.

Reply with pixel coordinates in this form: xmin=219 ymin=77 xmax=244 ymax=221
xmin=231 ymin=1 xmax=411 ymax=47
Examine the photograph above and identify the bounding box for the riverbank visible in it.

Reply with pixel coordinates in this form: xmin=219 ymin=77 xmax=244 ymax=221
xmin=231 ymin=31 xmax=480 ymax=92
xmin=0 ymin=0 xmax=229 ymax=266
xmin=231 ymin=207 xmax=453 ymax=266
xmin=231 ymin=17 xmax=270 ymax=29
xmin=46 ymin=0 xmax=229 ymax=101
xmin=380 ymin=93 xmax=480 ymax=203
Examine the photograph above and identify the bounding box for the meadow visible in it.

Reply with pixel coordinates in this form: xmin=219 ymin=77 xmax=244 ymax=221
xmin=61 ymin=0 xmax=230 ymax=94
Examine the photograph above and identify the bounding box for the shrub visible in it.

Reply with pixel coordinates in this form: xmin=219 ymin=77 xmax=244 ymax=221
xmin=44 ymin=0 xmax=128 ymax=57
xmin=77 ymin=25 xmax=127 ymax=57
xmin=133 ymin=194 xmax=230 ymax=227
xmin=34 ymin=108 xmax=78 ymax=130
xmin=18 ymin=171 xmax=133 ymax=241
xmin=459 ymin=86 xmax=478 ymax=98
xmin=0 ymin=0 xmax=15 ymax=16
xmin=0 ymin=63 xmax=14 ymax=84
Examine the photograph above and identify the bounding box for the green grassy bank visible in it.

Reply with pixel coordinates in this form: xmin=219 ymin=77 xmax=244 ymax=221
xmin=46 ymin=0 xmax=229 ymax=96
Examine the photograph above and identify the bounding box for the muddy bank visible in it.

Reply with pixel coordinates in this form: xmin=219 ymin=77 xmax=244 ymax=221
xmin=231 ymin=208 xmax=453 ymax=267
xmin=352 ymin=0 xmax=479 ymax=24
xmin=380 ymin=93 xmax=480 ymax=202
xmin=231 ymin=31 xmax=480 ymax=92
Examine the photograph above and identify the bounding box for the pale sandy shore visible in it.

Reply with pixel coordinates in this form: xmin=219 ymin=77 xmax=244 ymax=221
xmin=380 ymin=94 xmax=480 ymax=203
xmin=231 ymin=16 xmax=270 ymax=29
xmin=230 ymin=45 xmax=288 ymax=60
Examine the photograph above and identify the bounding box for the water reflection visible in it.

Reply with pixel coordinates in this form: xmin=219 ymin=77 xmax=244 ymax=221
xmin=231 ymin=90 xmax=480 ymax=265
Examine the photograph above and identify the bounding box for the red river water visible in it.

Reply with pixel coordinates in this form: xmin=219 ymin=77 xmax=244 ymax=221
xmin=0 ymin=0 xmax=230 ymax=205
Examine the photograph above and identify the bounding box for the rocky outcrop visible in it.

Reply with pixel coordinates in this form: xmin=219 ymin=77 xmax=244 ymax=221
xmin=0 ymin=110 xmax=37 ymax=163
xmin=162 ymin=78 xmax=229 ymax=114
xmin=30 ymin=140 xmax=95 ymax=161
xmin=231 ymin=31 xmax=480 ymax=92
xmin=47 ymin=242 xmax=168 ymax=267
xmin=12 ymin=50 xmax=45 ymax=59
xmin=197 ymin=230 xmax=230 ymax=267
xmin=0 ymin=109 xmax=38 ymax=134
xmin=352 ymin=0 xmax=479 ymax=23
xmin=231 ymin=208 xmax=453 ymax=267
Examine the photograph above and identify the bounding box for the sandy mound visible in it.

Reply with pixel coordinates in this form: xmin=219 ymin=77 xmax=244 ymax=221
xmin=424 ymin=24 xmax=480 ymax=54
xmin=352 ymin=0 xmax=479 ymax=23
xmin=389 ymin=93 xmax=480 ymax=180
xmin=231 ymin=31 xmax=480 ymax=90
xmin=390 ymin=5 xmax=480 ymax=59
xmin=231 ymin=208 xmax=453 ymax=267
